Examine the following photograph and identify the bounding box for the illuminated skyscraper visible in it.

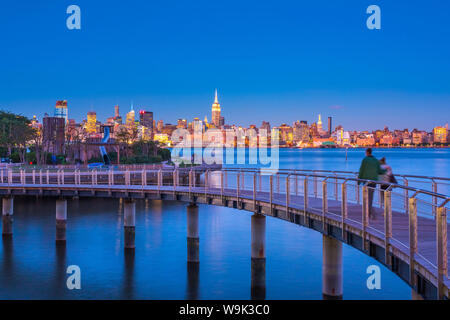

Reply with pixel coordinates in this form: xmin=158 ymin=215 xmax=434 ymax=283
xmin=86 ymin=111 xmax=97 ymax=133
xmin=54 ymin=100 xmax=68 ymax=123
xmin=211 ymin=89 xmax=221 ymax=128
xmin=317 ymin=114 xmax=323 ymax=133
xmin=126 ymin=104 xmax=135 ymax=127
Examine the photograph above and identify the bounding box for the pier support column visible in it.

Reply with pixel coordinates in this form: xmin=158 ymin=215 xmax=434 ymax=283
xmin=55 ymin=199 xmax=67 ymax=242
xmin=2 ymin=197 xmax=14 ymax=237
xmin=251 ymin=213 xmax=266 ymax=300
xmin=322 ymin=235 xmax=343 ymax=300
xmin=187 ymin=203 xmax=199 ymax=263
xmin=124 ymin=199 xmax=136 ymax=249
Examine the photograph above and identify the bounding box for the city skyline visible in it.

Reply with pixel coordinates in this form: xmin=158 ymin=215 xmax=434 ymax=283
xmin=1 ymin=1 xmax=449 ymax=131
xmin=16 ymin=92 xmax=449 ymax=133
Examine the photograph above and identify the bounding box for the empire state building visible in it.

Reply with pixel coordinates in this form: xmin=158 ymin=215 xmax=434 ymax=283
xmin=211 ymin=89 xmax=221 ymax=128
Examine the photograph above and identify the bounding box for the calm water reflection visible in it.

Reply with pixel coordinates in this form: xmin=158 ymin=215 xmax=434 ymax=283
xmin=0 ymin=197 xmax=411 ymax=299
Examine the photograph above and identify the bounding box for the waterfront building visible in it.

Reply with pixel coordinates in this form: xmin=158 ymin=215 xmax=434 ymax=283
xmin=433 ymin=126 xmax=448 ymax=144
xmin=43 ymin=114 xmax=65 ymax=154
xmin=278 ymin=124 xmax=293 ymax=145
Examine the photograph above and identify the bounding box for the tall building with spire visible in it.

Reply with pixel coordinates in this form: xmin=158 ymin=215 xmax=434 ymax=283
xmin=126 ymin=103 xmax=135 ymax=127
xmin=317 ymin=114 xmax=323 ymax=133
xmin=211 ymin=89 xmax=221 ymax=128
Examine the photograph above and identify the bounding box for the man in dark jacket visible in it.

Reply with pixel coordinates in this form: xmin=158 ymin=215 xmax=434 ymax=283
xmin=358 ymin=148 xmax=385 ymax=218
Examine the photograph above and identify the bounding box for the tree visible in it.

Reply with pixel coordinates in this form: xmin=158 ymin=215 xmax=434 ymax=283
xmin=0 ymin=110 xmax=35 ymax=163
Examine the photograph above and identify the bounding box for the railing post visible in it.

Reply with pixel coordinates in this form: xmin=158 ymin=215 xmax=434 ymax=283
xmin=304 ymin=177 xmax=309 ymax=214
xmin=258 ymin=172 xmax=262 ymax=193
xmin=204 ymin=170 xmax=208 ymax=196
xmin=286 ymin=175 xmax=290 ymax=220
xmin=46 ymin=170 xmax=49 ymax=184
xmin=356 ymin=175 xmax=360 ymax=205
xmin=294 ymin=171 xmax=298 ymax=196
xmin=0 ymin=169 xmax=3 ymax=184
xmin=241 ymin=171 xmax=245 ymax=191
xmin=172 ymin=169 xmax=176 ymax=190
xmin=404 ymin=178 xmax=409 ymax=214
xmin=341 ymin=182 xmax=347 ymax=240
xmin=220 ymin=171 xmax=224 ymax=199
xmin=384 ymin=190 xmax=392 ymax=266
xmin=362 ymin=185 xmax=369 ymax=252
xmin=432 ymin=180 xmax=437 ymax=216
xmin=125 ymin=169 xmax=130 ymax=186
xmin=314 ymin=175 xmax=318 ymax=198
xmin=189 ymin=169 xmax=192 ymax=197
xmin=32 ymin=169 xmax=36 ymax=184
xmin=253 ymin=173 xmax=257 ymax=212
xmin=61 ymin=170 xmax=64 ymax=185
xmin=408 ymin=197 xmax=418 ymax=288
xmin=322 ymin=179 xmax=328 ymax=231
xmin=39 ymin=169 xmax=42 ymax=185
xmin=237 ymin=171 xmax=240 ymax=206
xmin=269 ymin=175 xmax=273 ymax=215
xmin=8 ymin=169 xmax=12 ymax=185
xmin=158 ymin=169 xmax=162 ymax=191
xmin=334 ymin=174 xmax=338 ymax=201
xmin=224 ymin=171 xmax=228 ymax=189
xmin=276 ymin=173 xmax=280 ymax=193
xmin=436 ymin=206 xmax=448 ymax=300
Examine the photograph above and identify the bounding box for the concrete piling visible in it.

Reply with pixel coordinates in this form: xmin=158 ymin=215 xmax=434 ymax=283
xmin=124 ymin=199 xmax=136 ymax=249
xmin=55 ymin=199 xmax=67 ymax=242
xmin=251 ymin=213 xmax=266 ymax=300
xmin=322 ymin=235 xmax=343 ymax=300
xmin=187 ymin=203 xmax=199 ymax=263
xmin=2 ymin=197 xmax=14 ymax=237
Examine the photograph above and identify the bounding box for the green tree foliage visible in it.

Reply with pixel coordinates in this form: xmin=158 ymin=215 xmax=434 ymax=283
xmin=0 ymin=110 xmax=36 ymax=163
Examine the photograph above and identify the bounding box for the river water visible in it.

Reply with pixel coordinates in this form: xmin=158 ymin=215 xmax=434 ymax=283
xmin=0 ymin=148 xmax=448 ymax=299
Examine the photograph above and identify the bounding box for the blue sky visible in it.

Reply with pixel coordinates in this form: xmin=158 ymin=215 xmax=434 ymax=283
xmin=0 ymin=0 xmax=449 ymax=130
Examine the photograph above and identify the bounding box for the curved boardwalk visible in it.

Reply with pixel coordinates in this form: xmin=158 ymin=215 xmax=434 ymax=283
xmin=0 ymin=167 xmax=448 ymax=300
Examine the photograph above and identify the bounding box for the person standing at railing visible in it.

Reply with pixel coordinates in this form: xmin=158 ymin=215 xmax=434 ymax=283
xmin=379 ymin=157 xmax=398 ymax=205
xmin=358 ymin=148 xmax=386 ymax=219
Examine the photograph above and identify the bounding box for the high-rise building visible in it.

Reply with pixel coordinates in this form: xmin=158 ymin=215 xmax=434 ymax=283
xmin=317 ymin=114 xmax=323 ymax=133
xmin=157 ymin=120 xmax=164 ymax=132
xmin=43 ymin=114 xmax=65 ymax=154
xmin=328 ymin=117 xmax=332 ymax=135
xmin=139 ymin=110 xmax=153 ymax=130
xmin=126 ymin=105 xmax=135 ymax=127
xmin=54 ymin=100 xmax=68 ymax=123
xmin=211 ymin=89 xmax=221 ymax=128
xmin=114 ymin=105 xmax=120 ymax=118
xmin=177 ymin=119 xmax=188 ymax=129
xmin=86 ymin=111 xmax=97 ymax=133
xmin=433 ymin=126 xmax=448 ymax=144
